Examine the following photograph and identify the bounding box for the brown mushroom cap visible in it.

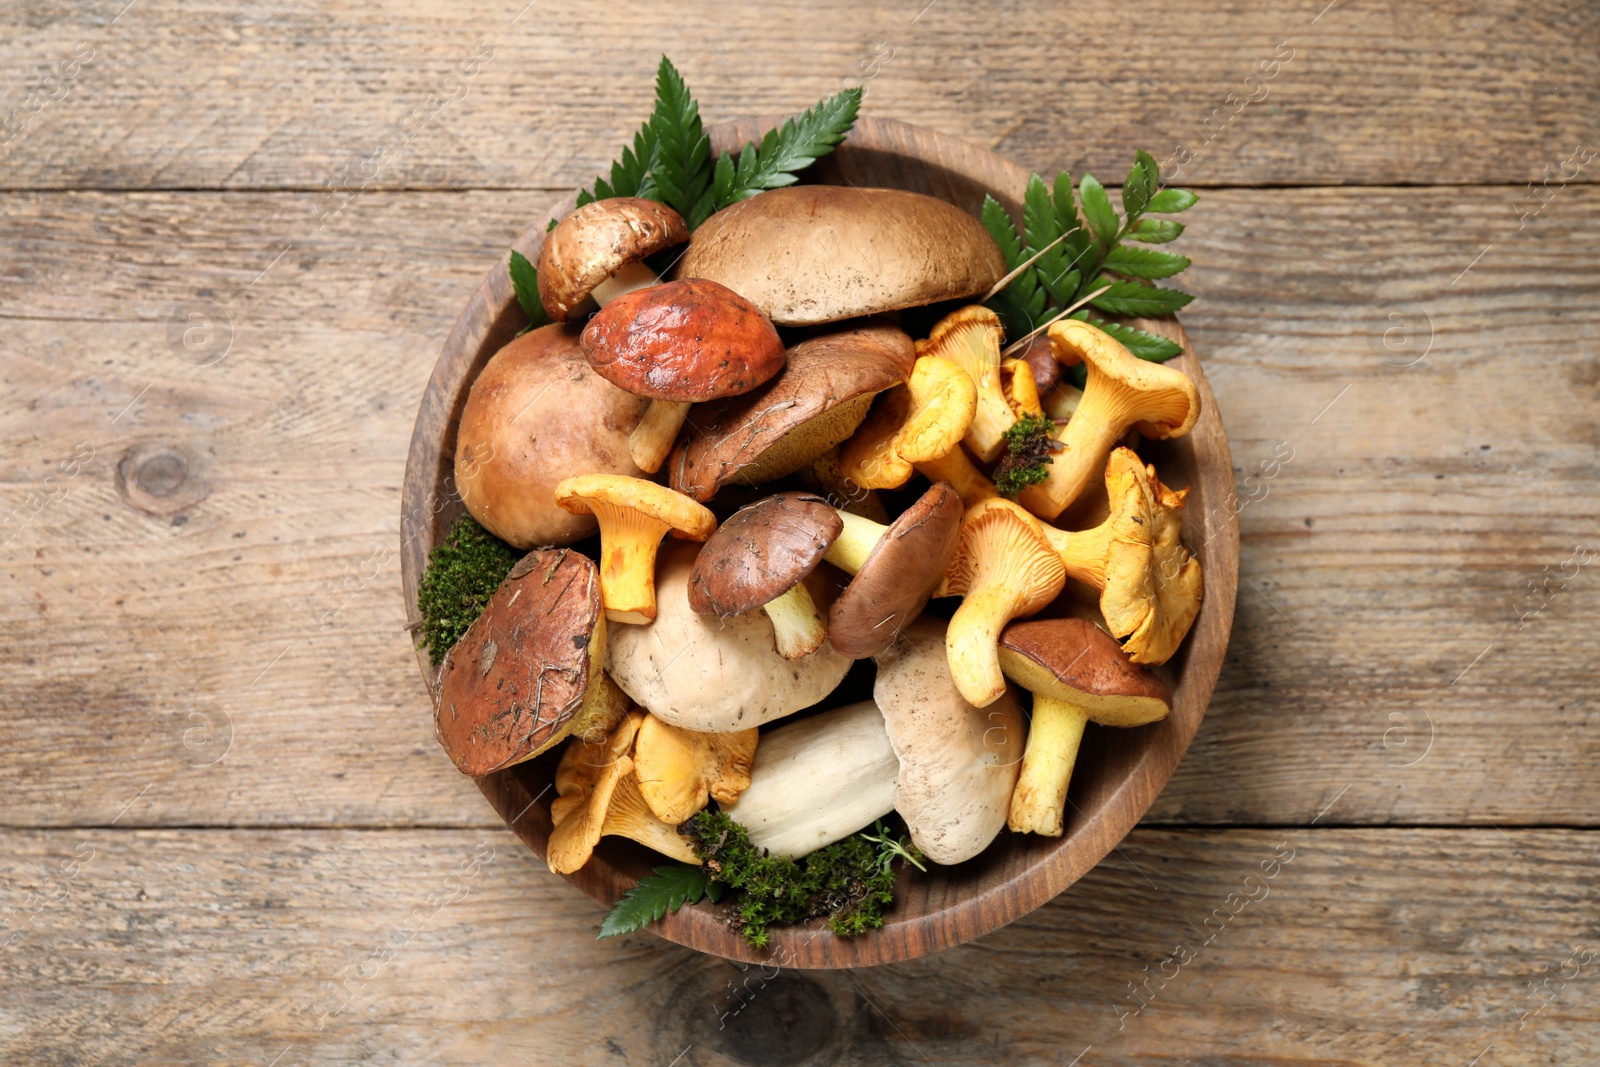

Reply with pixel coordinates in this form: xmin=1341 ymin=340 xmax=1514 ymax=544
xmin=454 ymin=324 xmax=649 ymax=548
xmin=828 ymin=482 xmax=963 ymax=658
xmin=997 ymin=618 xmax=1171 ymax=725
xmin=537 ymin=197 xmax=688 ymax=321
xmin=669 ymin=322 xmax=914 ymax=502
xmin=435 ymin=548 xmax=626 ymax=776
xmin=581 ymin=278 xmax=785 ymax=403
xmin=689 ymin=492 xmax=843 ymax=616
xmin=674 ymin=186 xmax=1005 ymax=325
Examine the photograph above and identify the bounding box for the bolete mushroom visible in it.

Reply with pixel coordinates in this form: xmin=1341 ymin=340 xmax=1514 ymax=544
xmin=454 ymin=325 xmax=649 ymax=548
xmin=998 ymin=618 xmax=1171 ymax=837
xmin=837 ymin=355 xmax=976 ymax=491
xmin=537 ymin=197 xmax=689 ymax=321
xmin=1041 ymin=447 xmax=1204 ymax=665
xmin=917 ymin=306 xmax=1016 ymax=463
xmin=874 ymin=619 xmax=1024 ymax=864
xmin=935 ymin=499 xmax=1068 ymax=707
xmin=1017 ymin=319 xmax=1200 ymax=521
xmin=582 ymin=277 xmax=786 ymax=473
xmin=632 ymin=713 xmax=759 ymax=824
xmin=688 ymin=492 xmax=842 ymax=659
xmin=674 ymin=185 xmax=1005 ymax=325
xmin=434 ymin=548 xmax=628 ymax=776
xmin=546 ymin=710 xmax=700 ymax=873
xmin=553 ymin=474 xmax=717 ymax=625
xmin=669 ymin=322 xmax=915 ymax=502
xmin=721 ymin=700 xmax=900 ymax=858
xmin=607 ymin=542 xmax=852 ymax=733
xmin=824 ymin=482 xmax=964 ymax=659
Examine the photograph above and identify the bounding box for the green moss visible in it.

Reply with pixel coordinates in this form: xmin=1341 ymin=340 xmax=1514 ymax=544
xmin=683 ymin=812 xmax=923 ymax=948
xmin=993 ymin=413 xmax=1058 ymax=497
xmin=415 ymin=515 xmax=517 ymax=666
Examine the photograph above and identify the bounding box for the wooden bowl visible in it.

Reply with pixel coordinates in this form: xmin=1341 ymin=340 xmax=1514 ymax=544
xmin=401 ymin=116 xmax=1238 ymax=968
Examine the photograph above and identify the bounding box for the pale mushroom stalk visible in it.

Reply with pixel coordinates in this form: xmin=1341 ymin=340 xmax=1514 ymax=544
xmin=629 ymin=399 xmax=693 ymax=474
xmin=589 ymin=259 xmax=661 ymax=306
xmin=759 ymin=582 xmax=828 ymax=659
xmin=823 ymin=511 xmax=890 ymax=574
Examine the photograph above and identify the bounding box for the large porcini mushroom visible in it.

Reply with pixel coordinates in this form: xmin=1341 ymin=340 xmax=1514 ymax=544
xmin=546 ymin=711 xmax=700 ymax=873
xmin=936 ymin=499 xmax=1068 ymax=707
xmin=582 ymin=277 xmax=786 ymax=472
xmin=1041 ymin=447 xmax=1204 ymax=665
xmin=434 ymin=548 xmax=628 ymax=775
xmin=669 ymin=322 xmax=914 ymax=502
xmin=874 ymin=619 xmax=1024 ymax=864
xmin=674 ymin=185 xmax=1005 ymax=326
xmin=688 ymin=492 xmax=842 ymax=659
xmin=998 ymin=618 xmax=1171 ymax=836
xmin=721 ymin=700 xmax=900 ymax=858
xmin=837 ymin=355 xmax=976 ymax=491
xmin=553 ymin=474 xmax=716 ymax=625
xmin=824 ymin=482 xmax=964 ymax=658
xmin=1017 ymin=319 xmax=1200 ymax=521
xmin=454 ymin=325 xmax=649 ymax=548
xmin=632 ymin=713 xmax=758 ymax=824
xmin=537 ymin=197 xmax=689 ymax=321
xmin=607 ymin=542 xmax=852 ymax=732
xmin=917 ymin=306 xmax=1016 ymax=462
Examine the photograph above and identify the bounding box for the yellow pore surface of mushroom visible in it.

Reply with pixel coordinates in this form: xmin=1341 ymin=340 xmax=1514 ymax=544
xmin=916 ymin=306 xmax=1015 ymax=463
xmin=1041 ymin=448 xmax=1204 ymax=666
xmin=838 ymin=355 xmax=977 ymax=491
xmin=632 ymin=713 xmax=758 ymax=824
xmin=554 ymin=474 xmax=716 ymax=625
xmin=1017 ymin=319 xmax=1199 ymax=522
xmin=937 ymin=500 xmax=1067 ymax=707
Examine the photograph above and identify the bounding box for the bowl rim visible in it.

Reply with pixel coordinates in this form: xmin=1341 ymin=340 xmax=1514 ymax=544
xmin=400 ymin=115 xmax=1239 ymax=968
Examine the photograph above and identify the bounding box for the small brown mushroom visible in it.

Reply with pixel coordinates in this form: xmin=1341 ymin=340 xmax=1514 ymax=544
xmin=632 ymin=713 xmax=759 ymax=824
xmin=434 ymin=548 xmax=629 ymax=776
xmin=688 ymin=492 xmax=842 ymax=659
xmin=537 ymin=197 xmax=689 ymax=321
xmin=582 ymin=278 xmax=786 ymax=473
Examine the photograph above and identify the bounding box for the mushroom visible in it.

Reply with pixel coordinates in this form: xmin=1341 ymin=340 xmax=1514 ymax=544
xmin=553 ymin=474 xmax=717 ymax=625
xmin=546 ymin=711 xmax=700 ymax=873
xmin=581 ymin=277 xmax=786 ymax=473
xmin=669 ymin=322 xmax=915 ymax=502
xmin=632 ymin=713 xmax=759 ymax=824
xmin=454 ymin=324 xmax=649 ymax=548
xmin=688 ymin=492 xmax=842 ymax=659
xmin=607 ymin=542 xmax=852 ymax=733
xmin=837 ymin=355 xmax=977 ymax=491
xmin=674 ymin=185 xmax=1005 ymax=326
xmin=998 ymin=618 xmax=1171 ymax=836
xmin=915 ymin=444 xmax=1000 ymax=508
xmin=1041 ymin=447 xmax=1204 ymax=665
xmin=537 ymin=197 xmax=689 ymax=321
xmin=935 ymin=499 xmax=1068 ymax=708
xmin=434 ymin=548 xmax=629 ymax=775
xmin=721 ymin=700 xmax=900 ymax=858
xmin=1017 ymin=319 xmax=1200 ymax=521
xmin=874 ymin=619 xmax=1024 ymax=864
xmin=823 ymin=482 xmax=964 ymax=659
xmin=999 ymin=357 xmax=1044 ymax=418
xmin=916 ymin=306 xmax=1016 ymax=462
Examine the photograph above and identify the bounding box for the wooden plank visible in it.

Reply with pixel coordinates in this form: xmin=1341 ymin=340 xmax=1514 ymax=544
xmin=1 ymin=185 xmax=1596 ymax=829
xmin=1 ymin=825 xmax=1595 ymax=1064
xmin=2 ymin=0 xmax=1598 ymax=191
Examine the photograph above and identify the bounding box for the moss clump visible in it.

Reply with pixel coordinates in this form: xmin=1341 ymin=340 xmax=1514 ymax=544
xmin=416 ymin=515 xmax=517 ymax=665
xmin=683 ymin=811 xmax=923 ymax=948
xmin=993 ymin=413 xmax=1057 ymax=497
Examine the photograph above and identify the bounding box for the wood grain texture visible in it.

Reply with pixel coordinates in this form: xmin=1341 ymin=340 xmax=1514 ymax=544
xmin=2 ymin=825 xmax=1595 ymax=1065
xmin=2 ymin=0 xmax=1599 ymax=191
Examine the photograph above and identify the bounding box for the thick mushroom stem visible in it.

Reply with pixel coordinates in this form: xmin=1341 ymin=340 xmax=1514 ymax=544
xmin=823 ymin=511 xmax=889 ymax=574
xmin=1041 ymin=523 xmax=1114 ymax=587
xmin=589 ymin=259 xmax=660 ymax=307
xmin=914 ymin=447 xmax=999 ymax=508
xmin=946 ymin=584 xmax=1038 ymax=709
xmin=587 ymin=503 xmax=675 ymax=624
xmin=629 ymin=399 xmax=693 ymax=474
xmin=1007 ymin=696 xmax=1089 ymax=836
xmin=761 ymin=582 xmax=828 ymax=660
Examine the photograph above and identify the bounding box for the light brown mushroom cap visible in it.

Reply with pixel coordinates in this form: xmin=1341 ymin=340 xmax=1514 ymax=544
xmin=838 ymin=355 xmax=977 ymax=491
xmin=632 ymin=714 xmax=759 ymax=824
xmin=674 ymin=186 xmax=1005 ymax=325
xmin=874 ymin=619 xmax=1024 ymax=865
xmin=537 ymin=197 xmax=688 ymax=321
xmin=997 ymin=618 xmax=1171 ymax=725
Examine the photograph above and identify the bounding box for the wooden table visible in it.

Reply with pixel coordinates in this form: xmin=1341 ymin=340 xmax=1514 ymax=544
xmin=3 ymin=2 xmax=1596 ymax=1063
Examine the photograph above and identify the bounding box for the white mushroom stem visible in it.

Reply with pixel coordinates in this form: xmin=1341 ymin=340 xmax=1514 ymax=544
xmin=823 ymin=511 xmax=889 ymax=574
xmin=589 ymin=259 xmax=660 ymax=307
xmin=1008 ymin=695 xmax=1089 ymax=837
xmin=629 ymin=399 xmax=692 ymax=474
xmin=761 ymin=582 xmax=827 ymax=660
